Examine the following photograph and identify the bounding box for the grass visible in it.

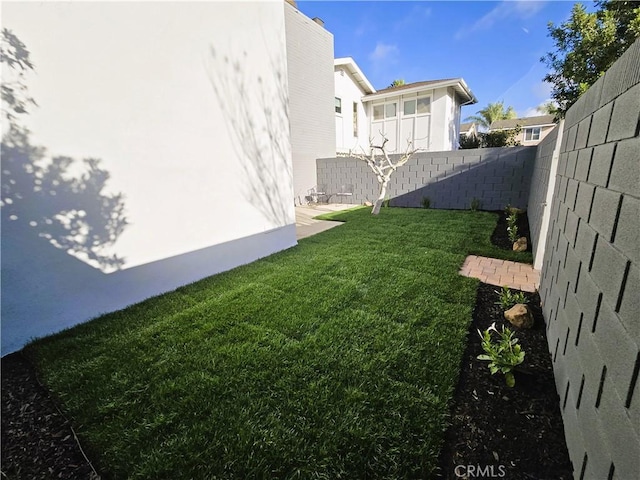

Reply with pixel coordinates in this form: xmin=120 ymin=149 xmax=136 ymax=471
xmin=26 ymin=208 xmax=529 ymax=479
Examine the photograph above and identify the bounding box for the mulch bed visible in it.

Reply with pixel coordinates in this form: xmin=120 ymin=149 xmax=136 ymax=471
xmin=1 ymin=352 xmax=100 ymax=479
xmin=436 ymin=210 xmax=573 ymax=479
xmin=490 ymin=209 xmax=533 ymax=252
xmin=1 ymin=209 xmax=570 ymax=479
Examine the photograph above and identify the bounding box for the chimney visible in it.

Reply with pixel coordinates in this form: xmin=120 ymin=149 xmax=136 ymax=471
xmin=312 ymin=17 xmax=324 ymax=27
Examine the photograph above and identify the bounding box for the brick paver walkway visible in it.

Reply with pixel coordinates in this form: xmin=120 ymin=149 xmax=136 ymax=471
xmin=459 ymin=255 xmax=540 ymax=292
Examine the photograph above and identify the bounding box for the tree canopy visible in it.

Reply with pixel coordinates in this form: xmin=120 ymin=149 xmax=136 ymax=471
xmin=542 ymin=1 xmax=640 ymax=116
xmin=464 ymin=101 xmax=517 ymax=131
xmin=389 ymin=79 xmax=405 ymax=88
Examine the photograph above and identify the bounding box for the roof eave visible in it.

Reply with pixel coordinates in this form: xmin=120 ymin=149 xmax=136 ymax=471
xmin=334 ymin=57 xmax=376 ymax=94
xmin=363 ymin=78 xmax=476 ymax=103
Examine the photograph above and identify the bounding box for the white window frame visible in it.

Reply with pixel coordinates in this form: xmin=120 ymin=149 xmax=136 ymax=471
xmin=352 ymin=102 xmax=358 ymax=137
xmin=524 ymin=127 xmax=541 ymax=141
xmin=372 ymin=104 xmax=384 ymax=121
xmin=400 ymin=95 xmax=431 ymax=118
xmin=416 ymin=96 xmax=431 ymax=116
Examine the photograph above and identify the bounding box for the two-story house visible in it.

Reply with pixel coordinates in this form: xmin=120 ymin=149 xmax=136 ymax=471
xmin=334 ymin=57 xmax=477 ymax=154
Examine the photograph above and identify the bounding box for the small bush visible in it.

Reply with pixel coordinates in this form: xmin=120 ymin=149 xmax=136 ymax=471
xmin=459 ymin=133 xmax=481 ymax=149
xmin=470 ymin=198 xmax=481 ymax=211
xmin=478 ymin=322 xmax=525 ymax=387
xmin=495 ymin=286 xmax=528 ymax=310
xmin=421 ymin=197 xmax=431 ymax=209
xmin=507 ymin=212 xmax=519 ymax=242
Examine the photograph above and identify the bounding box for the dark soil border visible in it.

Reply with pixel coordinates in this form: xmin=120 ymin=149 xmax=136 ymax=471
xmin=1 ymin=351 xmax=100 ymax=479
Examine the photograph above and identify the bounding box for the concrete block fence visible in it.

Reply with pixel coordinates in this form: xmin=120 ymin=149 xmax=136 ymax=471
xmin=534 ymin=39 xmax=639 ymax=479
xmin=317 ymin=146 xmax=536 ymax=211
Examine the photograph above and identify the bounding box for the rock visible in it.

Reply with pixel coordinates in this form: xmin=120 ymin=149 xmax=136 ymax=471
xmin=504 ymin=303 xmax=534 ymax=329
xmin=513 ymin=237 xmax=527 ymax=252
xmin=364 ymin=201 xmax=373 ymax=207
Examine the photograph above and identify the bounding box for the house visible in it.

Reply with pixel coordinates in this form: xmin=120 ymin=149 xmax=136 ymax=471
xmin=1 ymin=1 xmax=306 ymax=354
xmin=334 ymin=58 xmax=376 ymax=154
xmin=489 ymin=114 xmax=557 ymax=146
xmin=334 ymin=58 xmax=477 ymax=154
xmin=459 ymin=122 xmax=479 ymax=137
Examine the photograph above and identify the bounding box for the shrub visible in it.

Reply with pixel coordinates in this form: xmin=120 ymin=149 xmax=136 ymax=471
xmin=459 ymin=133 xmax=481 ymax=149
xmin=507 ymin=212 xmax=519 ymax=243
xmin=421 ymin=197 xmax=431 ymax=209
xmin=495 ymin=286 xmax=528 ymax=310
xmin=470 ymin=198 xmax=481 ymax=211
xmin=478 ymin=323 xmax=525 ymax=387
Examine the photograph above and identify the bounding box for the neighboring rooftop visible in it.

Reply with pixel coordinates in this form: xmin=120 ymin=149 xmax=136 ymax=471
xmin=490 ymin=114 xmax=556 ymax=130
xmin=364 ymin=78 xmax=477 ymax=104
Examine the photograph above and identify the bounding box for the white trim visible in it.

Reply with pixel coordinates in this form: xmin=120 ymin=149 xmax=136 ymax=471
xmin=363 ymin=78 xmax=476 ymax=104
xmin=334 ymin=57 xmax=376 ymax=94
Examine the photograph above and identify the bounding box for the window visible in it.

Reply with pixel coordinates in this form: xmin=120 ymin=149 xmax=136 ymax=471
xmin=417 ymin=97 xmax=431 ymax=114
xmin=353 ymin=102 xmax=358 ymax=137
xmin=335 ymin=97 xmax=342 ymax=114
xmin=403 ymin=100 xmax=416 ymax=115
xmin=524 ymin=127 xmax=541 ymax=141
xmin=373 ymin=104 xmax=384 ymax=121
xmin=385 ymin=103 xmax=397 ymax=118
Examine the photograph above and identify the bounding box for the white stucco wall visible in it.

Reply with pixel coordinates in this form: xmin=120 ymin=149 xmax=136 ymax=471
xmin=1 ymin=1 xmax=296 ymax=355
xmin=284 ymin=3 xmax=335 ymax=204
xmin=334 ymin=67 xmax=370 ymax=154
xmin=430 ymin=88 xmax=450 ymax=151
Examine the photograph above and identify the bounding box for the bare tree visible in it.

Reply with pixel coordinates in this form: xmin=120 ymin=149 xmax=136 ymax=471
xmin=345 ymin=136 xmax=418 ymax=215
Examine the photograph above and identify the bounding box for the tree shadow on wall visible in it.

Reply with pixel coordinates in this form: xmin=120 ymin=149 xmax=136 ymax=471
xmin=1 ymin=28 xmax=128 ymax=273
xmin=206 ymin=43 xmax=292 ymax=227
xmin=1 ymin=126 xmax=128 ymax=271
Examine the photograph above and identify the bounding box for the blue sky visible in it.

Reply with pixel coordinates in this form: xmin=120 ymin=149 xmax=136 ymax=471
xmin=297 ymin=0 xmax=584 ymax=120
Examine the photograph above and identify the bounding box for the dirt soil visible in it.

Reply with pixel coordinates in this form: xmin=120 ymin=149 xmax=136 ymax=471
xmin=1 ymin=210 xmax=571 ymax=479
xmin=1 ymin=352 xmax=100 ymax=479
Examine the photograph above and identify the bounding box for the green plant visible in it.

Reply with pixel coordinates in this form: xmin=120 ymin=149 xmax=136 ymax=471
xmin=421 ymin=196 xmax=431 ymax=209
xmin=507 ymin=212 xmax=519 ymax=242
xmin=459 ymin=133 xmax=481 ymax=149
xmin=495 ymin=286 xmax=528 ymax=310
xmin=477 ymin=323 xmax=525 ymax=387
xmin=383 ymin=197 xmax=390 ymax=208
xmin=470 ymin=198 xmax=481 ymax=211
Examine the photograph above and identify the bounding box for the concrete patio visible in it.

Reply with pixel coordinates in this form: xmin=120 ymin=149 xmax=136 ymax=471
xmin=295 ymin=203 xmax=356 ymax=240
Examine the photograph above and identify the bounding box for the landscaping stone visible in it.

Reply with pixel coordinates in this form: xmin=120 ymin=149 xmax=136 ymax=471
xmin=504 ymin=303 xmax=534 ymax=329
xmin=513 ymin=237 xmax=528 ymax=252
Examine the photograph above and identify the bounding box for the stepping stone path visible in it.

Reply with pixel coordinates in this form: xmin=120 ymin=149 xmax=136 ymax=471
xmin=459 ymin=255 xmax=540 ymax=293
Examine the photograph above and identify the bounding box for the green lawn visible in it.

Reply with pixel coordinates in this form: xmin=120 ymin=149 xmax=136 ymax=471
xmin=26 ymin=208 xmax=531 ymax=479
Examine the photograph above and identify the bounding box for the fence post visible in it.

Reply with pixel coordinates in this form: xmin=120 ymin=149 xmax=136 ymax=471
xmin=534 ymin=120 xmax=564 ymax=270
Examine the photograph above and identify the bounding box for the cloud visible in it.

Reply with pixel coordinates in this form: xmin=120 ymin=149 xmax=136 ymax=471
xmin=455 ymin=0 xmax=546 ymax=40
xmin=393 ymin=5 xmax=432 ymax=31
xmin=522 ymin=106 xmax=543 ymax=117
xmin=532 ymin=81 xmax=552 ymax=100
xmin=369 ymin=42 xmax=399 ymax=64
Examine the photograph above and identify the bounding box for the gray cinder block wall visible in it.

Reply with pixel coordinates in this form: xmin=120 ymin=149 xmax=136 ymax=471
xmin=537 ymin=39 xmax=639 ymax=479
xmin=317 ymin=146 xmax=536 ymax=210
